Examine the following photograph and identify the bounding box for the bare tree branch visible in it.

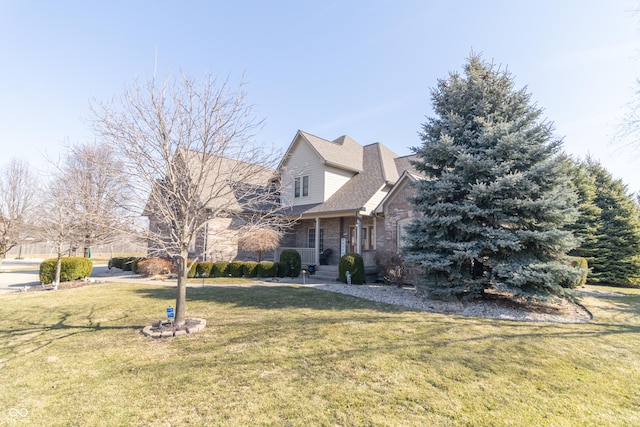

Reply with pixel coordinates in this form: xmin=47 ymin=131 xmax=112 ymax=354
xmin=90 ymin=71 xmax=290 ymax=326
xmin=0 ymin=159 xmax=38 ymax=268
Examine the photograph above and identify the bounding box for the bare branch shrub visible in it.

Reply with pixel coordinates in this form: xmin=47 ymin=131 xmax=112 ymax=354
xmin=374 ymin=249 xmax=407 ymax=287
xmin=137 ymin=258 xmax=175 ymax=277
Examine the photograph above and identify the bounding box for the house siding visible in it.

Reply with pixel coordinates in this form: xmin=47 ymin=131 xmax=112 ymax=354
xmin=363 ymin=186 xmax=389 ymax=214
xmin=324 ymin=166 xmax=355 ymax=201
xmin=280 ymin=137 xmax=325 ymax=206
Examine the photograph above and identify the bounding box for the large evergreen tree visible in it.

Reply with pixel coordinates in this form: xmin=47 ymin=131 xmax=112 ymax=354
xmin=569 ymin=158 xmax=640 ymax=285
xmin=404 ymin=55 xmax=582 ymax=302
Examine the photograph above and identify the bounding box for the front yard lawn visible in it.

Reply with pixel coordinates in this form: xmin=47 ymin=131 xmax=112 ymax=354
xmin=1 ymin=283 xmax=639 ymax=426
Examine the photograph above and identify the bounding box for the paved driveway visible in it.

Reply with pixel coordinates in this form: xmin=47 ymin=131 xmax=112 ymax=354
xmin=0 ymin=259 xmax=42 ymax=294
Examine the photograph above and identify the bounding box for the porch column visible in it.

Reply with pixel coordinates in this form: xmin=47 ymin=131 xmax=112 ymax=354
xmin=356 ymin=211 xmax=363 ymax=255
xmin=372 ymin=216 xmax=377 ymax=250
xmin=315 ymin=217 xmax=320 ymax=265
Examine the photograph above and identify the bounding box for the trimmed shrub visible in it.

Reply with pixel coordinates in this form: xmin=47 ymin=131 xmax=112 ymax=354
xmin=279 ymin=249 xmax=301 ymax=278
xmin=109 ymin=257 xmax=125 ymax=269
xmin=229 ymin=261 xmax=245 ymax=277
xmin=258 ymin=261 xmax=277 ymax=278
xmin=187 ymin=261 xmax=198 ymax=278
xmin=110 ymin=256 xmax=145 ymax=272
xmin=276 ymin=262 xmax=289 ymax=278
xmin=243 ymin=261 xmax=259 ymax=278
xmin=339 ymin=252 xmax=365 ymax=285
xmin=196 ymin=262 xmax=214 ymax=277
xmin=122 ymin=257 xmax=138 ymax=272
xmin=212 ymin=261 xmax=230 ymax=277
xmin=131 ymin=257 xmax=145 ymax=274
xmin=39 ymin=257 xmax=93 ymax=284
xmin=561 ymin=256 xmax=589 ymax=288
xmin=138 ymin=258 xmax=174 ymax=277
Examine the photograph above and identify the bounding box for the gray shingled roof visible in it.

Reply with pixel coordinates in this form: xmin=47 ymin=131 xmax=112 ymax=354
xmin=299 ymin=131 xmax=363 ymax=172
xmin=394 ymin=154 xmax=420 ymax=176
xmin=278 ymin=132 xmax=423 ymax=218
xmin=179 ymin=148 xmax=275 ymax=211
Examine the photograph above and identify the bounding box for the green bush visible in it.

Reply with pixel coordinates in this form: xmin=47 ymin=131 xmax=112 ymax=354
xmin=339 ymin=252 xmax=365 ymax=285
xmin=243 ymin=261 xmax=258 ymax=278
xmin=188 ymin=261 xmax=198 ymax=278
xmin=212 ymin=261 xmax=230 ymax=277
xmin=109 ymin=257 xmax=125 ymax=269
xmin=276 ymin=262 xmax=289 ymax=278
xmin=39 ymin=257 xmax=93 ymax=284
xmin=229 ymin=261 xmax=245 ymax=277
xmin=562 ymin=256 xmax=589 ymax=288
xmin=279 ymin=249 xmax=301 ymax=278
xmin=131 ymin=257 xmax=146 ymax=274
xmin=258 ymin=261 xmax=277 ymax=278
xmin=122 ymin=257 xmax=138 ymax=272
xmin=196 ymin=262 xmax=214 ymax=277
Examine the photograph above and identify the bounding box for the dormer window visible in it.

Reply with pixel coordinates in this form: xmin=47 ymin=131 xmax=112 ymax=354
xmin=294 ymin=175 xmax=309 ymax=198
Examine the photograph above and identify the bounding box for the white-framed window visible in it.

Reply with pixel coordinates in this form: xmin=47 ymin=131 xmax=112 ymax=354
xmin=294 ymin=175 xmax=309 ymax=198
xmin=308 ymin=228 xmax=324 ymax=252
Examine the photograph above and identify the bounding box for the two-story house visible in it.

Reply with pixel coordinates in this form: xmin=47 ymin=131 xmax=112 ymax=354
xmin=148 ymin=130 xmax=424 ymax=282
xmin=275 ymin=130 xmax=423 ymax=278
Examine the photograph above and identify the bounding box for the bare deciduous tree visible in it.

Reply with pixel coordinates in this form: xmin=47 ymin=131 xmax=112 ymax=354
xmin=0 ymin=159 xmax=38 ymax=268
xmin=617 ymin=84 xmax=640 ymax=154
xmin=61 ymin=142 xmax=130 ymax=257
xmin=38 ymin=175 xmax=81 ymax=288
xmin=91 ymin=72 xmax=288 ymax=326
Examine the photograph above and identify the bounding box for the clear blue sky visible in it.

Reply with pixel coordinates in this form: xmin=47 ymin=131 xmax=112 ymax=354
xmin=2 ymin=1 xmax=639 ymax=191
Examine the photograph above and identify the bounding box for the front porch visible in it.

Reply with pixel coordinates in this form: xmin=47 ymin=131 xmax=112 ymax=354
xmin=274 ymin=247 xmax=378 ymax=267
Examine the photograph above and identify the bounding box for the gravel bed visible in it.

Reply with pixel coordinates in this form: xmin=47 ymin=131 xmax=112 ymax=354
xmin=309 ymin=283 xmax=593 ymax=323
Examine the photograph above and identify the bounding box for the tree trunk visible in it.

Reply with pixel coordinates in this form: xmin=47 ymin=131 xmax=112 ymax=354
xmin=54 ymin=254 xmax=62 ymax=290
xmin=174 ymin=253 xmax=188 ymax=327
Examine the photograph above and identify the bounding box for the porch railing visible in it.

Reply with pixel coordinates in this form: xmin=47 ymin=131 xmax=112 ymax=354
xmin=274 ymin=247 xmax=317 ymax=265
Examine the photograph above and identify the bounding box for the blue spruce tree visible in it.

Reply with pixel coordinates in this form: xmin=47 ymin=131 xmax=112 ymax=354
xmin=404 ymin=55 xmax=582 ymax=302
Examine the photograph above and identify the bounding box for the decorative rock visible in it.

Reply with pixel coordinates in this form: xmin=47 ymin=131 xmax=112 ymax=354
xmin=308 ymin=284 xmax=592 ymax=323
xmin=141 ymin=318 xmax=207 ymax=338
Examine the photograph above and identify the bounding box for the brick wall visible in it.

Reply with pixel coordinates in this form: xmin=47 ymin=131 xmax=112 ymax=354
xmin=377 ymin=182 xmax=422 ymax=285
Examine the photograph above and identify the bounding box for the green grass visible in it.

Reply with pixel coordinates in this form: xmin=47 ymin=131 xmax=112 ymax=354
xmin=0 ymin=283 xmax=639 ymax=426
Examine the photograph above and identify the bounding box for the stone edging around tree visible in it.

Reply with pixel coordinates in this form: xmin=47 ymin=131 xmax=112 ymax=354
xmin=142 ymin=318 xmax=206 ymax=338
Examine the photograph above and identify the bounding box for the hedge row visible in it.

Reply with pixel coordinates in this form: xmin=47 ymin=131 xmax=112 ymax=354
xmin=186 ymin=260 xmax=288 ymax=278
xmin=39 ymin=257 xmax=93 ymax=284
xmin=112 ymin=250 xmax=305 ymax=279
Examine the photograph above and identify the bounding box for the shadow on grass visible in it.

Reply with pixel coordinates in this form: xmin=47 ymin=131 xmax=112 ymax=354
xmin=131 ymin=285 xmax=412 ymax=313
xmin=0 ymin=305 xmax=145 ymax=362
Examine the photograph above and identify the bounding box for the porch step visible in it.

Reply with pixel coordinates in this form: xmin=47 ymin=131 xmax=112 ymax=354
xmin=303 ymin=264 xmax=380 ymax=283
xmin=304 ymin=265 xmax=339 ymax=282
